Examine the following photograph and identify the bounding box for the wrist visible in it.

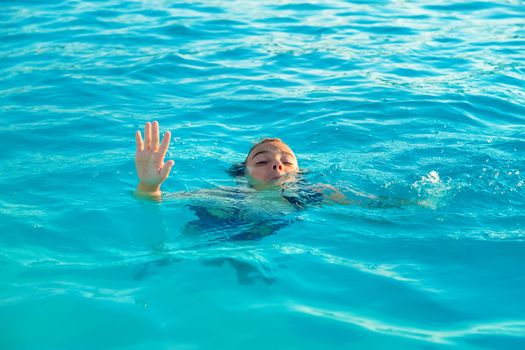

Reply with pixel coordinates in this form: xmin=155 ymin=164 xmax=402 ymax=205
xmin=137 ymin=182 xmax=161 ymax=194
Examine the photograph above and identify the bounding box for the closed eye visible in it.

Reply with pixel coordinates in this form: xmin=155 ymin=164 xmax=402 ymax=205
xmin=256 ymin=161 xmax=268 ymax=165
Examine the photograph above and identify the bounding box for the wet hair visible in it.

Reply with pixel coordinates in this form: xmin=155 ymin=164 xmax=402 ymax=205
xmin=226 ymin=138 xmax=287 ymax=178
xmin=245 ymin=138 xmax=285 ymax=160
xmin=226 ymin=162 xmax=246 ymax=177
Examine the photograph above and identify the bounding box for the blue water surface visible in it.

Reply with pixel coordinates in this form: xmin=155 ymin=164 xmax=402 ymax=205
xmin=1 ymin=0 xmax=525 ymax=349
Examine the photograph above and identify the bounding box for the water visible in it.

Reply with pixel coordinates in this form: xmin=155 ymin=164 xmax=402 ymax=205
xmin=1 ymin=0 xmax=524 ymax=349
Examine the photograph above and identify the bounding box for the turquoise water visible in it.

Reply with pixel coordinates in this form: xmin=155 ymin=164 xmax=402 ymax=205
xmin=1 ymin=0 xmax=525 ymax=349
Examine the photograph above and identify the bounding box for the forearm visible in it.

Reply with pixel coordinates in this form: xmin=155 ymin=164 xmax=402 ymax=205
xmin=314 ymin=184 xmax=352 ymax=205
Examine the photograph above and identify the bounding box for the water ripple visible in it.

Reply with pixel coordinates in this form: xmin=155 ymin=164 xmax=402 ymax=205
xmin=291 ymin=304 xmax=525 ymax=344
xmin=1 ymin=0 xmax=524 ymax=348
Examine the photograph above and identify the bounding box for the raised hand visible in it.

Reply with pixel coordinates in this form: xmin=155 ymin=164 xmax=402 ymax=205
xmin=135 ymin=121 xmax=174 ymax=195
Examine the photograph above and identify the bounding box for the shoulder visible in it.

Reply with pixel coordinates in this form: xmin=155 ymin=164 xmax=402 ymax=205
xmin=281 ymin=181 xmax=325 ymax=209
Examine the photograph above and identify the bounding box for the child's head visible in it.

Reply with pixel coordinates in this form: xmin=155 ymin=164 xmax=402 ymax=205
xmin=242 ymin=138 xmax=299 ymax=185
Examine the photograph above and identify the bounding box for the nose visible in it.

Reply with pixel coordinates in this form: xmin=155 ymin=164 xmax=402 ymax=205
xmin=272 ymin=162 xmax=283 ymax=171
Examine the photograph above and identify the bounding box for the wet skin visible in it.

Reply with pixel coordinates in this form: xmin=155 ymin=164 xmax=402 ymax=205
xmin=244 ymin=141 xmax=299 ymax=186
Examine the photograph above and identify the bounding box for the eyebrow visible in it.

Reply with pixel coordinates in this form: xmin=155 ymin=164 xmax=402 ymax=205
xmin=251 ymin=150 xmax=295 ymax=160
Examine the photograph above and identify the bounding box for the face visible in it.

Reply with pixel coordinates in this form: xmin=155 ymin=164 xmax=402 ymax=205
xmin=245 ymin=141 xmax=299 ymax=185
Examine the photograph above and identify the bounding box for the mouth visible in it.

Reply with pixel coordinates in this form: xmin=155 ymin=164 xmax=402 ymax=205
xmin=270 ymin=173 xmax=297 ymax=184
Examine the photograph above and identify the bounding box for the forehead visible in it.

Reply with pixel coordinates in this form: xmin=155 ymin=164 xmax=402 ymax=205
xmin=249 ymin=142 xmax=296 ymax=158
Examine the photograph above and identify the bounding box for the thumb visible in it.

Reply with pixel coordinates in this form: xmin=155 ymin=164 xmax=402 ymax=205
xmin=160 ymin=160 xmax=174 ymax=180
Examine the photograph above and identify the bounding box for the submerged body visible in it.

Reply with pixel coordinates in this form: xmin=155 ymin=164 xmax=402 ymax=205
xmin=134 ymin=121 xmax=350 ymax=239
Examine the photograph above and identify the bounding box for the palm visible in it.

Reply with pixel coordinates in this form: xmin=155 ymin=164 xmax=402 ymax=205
xmin=135 ymin=121 xmax=174 ymax=187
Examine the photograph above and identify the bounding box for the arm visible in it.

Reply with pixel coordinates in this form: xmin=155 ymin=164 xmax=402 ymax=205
xmin=315 ymin=184 xmax=428 ymax=209
xmin=314 ymin=184 xmax=352 ymax=205
xmin=135 ymin=121 xmax=174 ymax=198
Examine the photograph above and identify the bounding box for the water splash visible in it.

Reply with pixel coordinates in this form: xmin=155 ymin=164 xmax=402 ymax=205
xmin=411 ymin=170 xmax=450 ymax=209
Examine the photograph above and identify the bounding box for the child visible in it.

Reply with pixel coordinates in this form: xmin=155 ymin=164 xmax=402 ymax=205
xmin=135 ymin=121 xmax=349 ymax=206
xmin=134 ymin=122 xmax=430 ymax=241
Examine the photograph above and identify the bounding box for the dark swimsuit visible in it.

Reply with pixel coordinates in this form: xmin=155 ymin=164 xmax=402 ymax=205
xmin=185 ymin=181 xmax=324 ymax=241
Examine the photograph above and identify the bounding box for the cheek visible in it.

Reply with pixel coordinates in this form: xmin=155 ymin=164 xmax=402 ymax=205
xmin=248 ymin=166 xmax=269 ymax=180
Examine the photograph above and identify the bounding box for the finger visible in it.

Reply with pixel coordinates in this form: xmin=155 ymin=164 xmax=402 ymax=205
xmin=135 ymin=130 xmax=144 ymax=152
xmin=152 ymin=120 xmax=159 ymax=152
xmin=158 ymin=130 xmax=171 ymax=160
xmin=160 ymin=160 xmax=174 ymax=180
xmin=144 ymin=122 xmax=151 ymax=150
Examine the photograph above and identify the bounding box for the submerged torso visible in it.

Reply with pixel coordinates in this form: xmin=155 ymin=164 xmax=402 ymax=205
xmin=167 ymin=181 xmax=324 ymax=240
